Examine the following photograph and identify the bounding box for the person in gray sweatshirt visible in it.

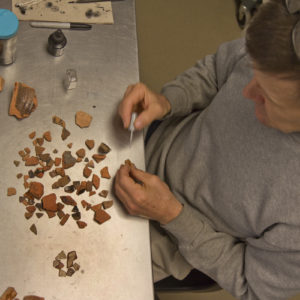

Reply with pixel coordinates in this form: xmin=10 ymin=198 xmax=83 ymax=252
xmin=115 ymin=0 xmax=300 ymax=299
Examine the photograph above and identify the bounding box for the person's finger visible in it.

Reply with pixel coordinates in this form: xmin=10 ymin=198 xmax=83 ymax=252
xmin=118 ymin=90 xmax=133 ymax=128
xmin=123 ymin=84 xmax=135 ymax=98
xmin=134 ymin=104 xmax=160 ymax=130
xmin=115 ymin=185 xmax=138 ymax=215
xmin=129 ymin=166 xmax=153 ymax=186
xmin=116 ymin=164 xmax=142 ymax=196
xmin=119 ymin=83 xmax=147 ymax=128
xmin=115 ymin=181 xmax=130 ymax=205
xmin=115 ymin=166 xmax=148 ymax=216
xmin=115 ymin=166 xmax=134 ymax=202
xmin=115 ymin=164 xmax=131 ymax=187
xmin=118 ymin=100 xmax=133 ymax=129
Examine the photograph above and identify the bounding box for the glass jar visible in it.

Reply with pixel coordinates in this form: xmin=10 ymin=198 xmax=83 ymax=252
xmin=0 ymin=9 xmax=19 ymax=65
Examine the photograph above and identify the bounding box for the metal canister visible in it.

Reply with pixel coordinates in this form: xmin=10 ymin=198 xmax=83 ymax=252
xmin=0 ymin=9 xmax=19 ymax=65
xmin=47 ymin=29 xmax=67 ymax=57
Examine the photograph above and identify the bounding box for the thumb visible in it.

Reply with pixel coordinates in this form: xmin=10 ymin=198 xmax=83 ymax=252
xmin=134 ymin=106 xmax=158 ymax=130
xmin=134 ymin=110 xmax=152 ymax=130
xmin=129 ymin=166 xmax=151 ymax=184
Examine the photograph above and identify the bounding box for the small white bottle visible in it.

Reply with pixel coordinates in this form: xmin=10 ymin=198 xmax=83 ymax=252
xmin=64 ymin=69 xmax=77 ymax=90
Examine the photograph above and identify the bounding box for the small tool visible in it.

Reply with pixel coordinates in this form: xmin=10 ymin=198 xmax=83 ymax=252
xmin=129 ymin=111 xmax=137 ymax=144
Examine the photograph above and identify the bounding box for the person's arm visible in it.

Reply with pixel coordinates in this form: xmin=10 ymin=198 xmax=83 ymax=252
xmin=160 ymin=53 xmax=218 ymax=117
xmin=164 ymin=204 xmax=300 ymax=300
xmin=118 ymin=83 xmax=171 ymax=131
xmin=118 ymin=54 xmax=218 ymax=131
xmin=118 ymin=39 xmax=246 ymax=130
xmin=115 ymin=164 xmax=300 ymax=300
xmin=160 ymin=38 xmax=246 ymax=117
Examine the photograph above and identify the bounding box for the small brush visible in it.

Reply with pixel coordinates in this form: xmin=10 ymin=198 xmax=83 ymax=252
xmin=129 ymin=112 xmax=137 ymax=144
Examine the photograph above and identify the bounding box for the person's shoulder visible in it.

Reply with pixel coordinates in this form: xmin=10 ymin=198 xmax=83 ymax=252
xmin=214 ymin=38 xmax=247 ymax=79
xmin=217 ymin=38 xmax=246 ymax=57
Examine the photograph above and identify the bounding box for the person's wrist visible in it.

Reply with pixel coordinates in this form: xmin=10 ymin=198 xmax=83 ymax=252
xmin=158 ymin=94 xmax=171 ymax=118
xmin=160 ymin=202 xmax=183 ymax=225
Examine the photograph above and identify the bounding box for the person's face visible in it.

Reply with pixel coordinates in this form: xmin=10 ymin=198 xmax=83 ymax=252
xmin=243 ymin=66 xmax=300 ymax=133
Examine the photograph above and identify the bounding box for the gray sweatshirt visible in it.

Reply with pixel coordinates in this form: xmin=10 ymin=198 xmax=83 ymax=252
xmin=145 ymin=39 xmax=300 ymax=300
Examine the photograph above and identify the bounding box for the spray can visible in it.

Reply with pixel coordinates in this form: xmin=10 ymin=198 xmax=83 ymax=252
xmin=47 ymin=29 xmax=67 ymax=57
xmin=0 ymin=9 xmax=19 ymax=65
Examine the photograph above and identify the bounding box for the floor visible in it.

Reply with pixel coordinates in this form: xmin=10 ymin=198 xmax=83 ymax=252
xmin=134 ymin=1 xmax=300 ymax=299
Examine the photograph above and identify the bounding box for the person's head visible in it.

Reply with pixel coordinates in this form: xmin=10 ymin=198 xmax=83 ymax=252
xmin=243 ymin=0 xmax=300 ymax=133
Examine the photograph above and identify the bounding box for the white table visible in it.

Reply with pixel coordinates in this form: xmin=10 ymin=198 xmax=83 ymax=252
xmin=0 ymin=1 xmax=154 ymax=299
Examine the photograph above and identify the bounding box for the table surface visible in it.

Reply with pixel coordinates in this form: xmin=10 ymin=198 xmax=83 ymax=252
xmin=0 ymin=1 xmax=154 ymax=299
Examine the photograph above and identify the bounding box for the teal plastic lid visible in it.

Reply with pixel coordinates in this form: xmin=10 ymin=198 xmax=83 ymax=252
xmin=0 ymin=9 xmax=19 ymax=39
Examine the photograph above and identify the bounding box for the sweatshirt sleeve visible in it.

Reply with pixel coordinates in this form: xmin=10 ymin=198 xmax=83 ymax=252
xmin=162 ymin=204 xmax=300 ymax=300
xmin=161 ymin=39 xmax=246 ymax=117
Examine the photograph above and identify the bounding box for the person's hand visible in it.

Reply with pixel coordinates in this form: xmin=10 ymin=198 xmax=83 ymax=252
xmin=115 ymin=163 xmax=183 ymax=225
xmin=118 ymin=82 xmax=171 ymax=131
